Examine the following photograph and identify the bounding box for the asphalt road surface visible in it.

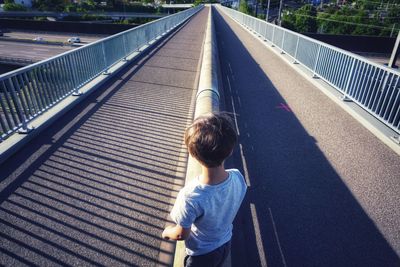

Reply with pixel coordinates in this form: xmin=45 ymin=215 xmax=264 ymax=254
xmin=0 ymin=41 xmax=73 ymax=62
xmin=1 ymin=31 xmax=107 ymax=44
xmin=0 ymin=8 xmax=208 ymax=266
xmin=215 ymin=7 xmax=400 ymax=267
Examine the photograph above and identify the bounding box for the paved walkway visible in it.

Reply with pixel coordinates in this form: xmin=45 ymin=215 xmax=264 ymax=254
xmin=0 ymin=8 xmax=208 ymax=266
xmin=215 ymin=7 xmax=400 ymax=267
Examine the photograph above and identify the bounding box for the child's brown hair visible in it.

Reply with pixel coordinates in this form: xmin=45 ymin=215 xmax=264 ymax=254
xmin=184 ymin=113 xmax=237 ymax=168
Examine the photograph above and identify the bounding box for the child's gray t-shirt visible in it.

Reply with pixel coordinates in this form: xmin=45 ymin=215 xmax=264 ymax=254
xmin=170 ymin=169 xmax=247 ymax=256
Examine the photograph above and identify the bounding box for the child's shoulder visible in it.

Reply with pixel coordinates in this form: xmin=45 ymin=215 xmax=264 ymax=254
xmin=226 ymin=168 xmax=245 ymax=180
xmin=226 ymin=168 xmax=242 ymax=175
xmin=179 ymin=178 xmax=204 ymax=198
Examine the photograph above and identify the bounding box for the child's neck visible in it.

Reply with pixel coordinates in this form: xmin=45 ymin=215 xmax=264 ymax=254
xmin=199 ymin=165 xmax=229 ymax=185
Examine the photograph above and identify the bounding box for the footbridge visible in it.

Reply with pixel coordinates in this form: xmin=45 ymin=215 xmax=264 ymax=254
xmin=0 ymin=5 xmax=399 ymax=267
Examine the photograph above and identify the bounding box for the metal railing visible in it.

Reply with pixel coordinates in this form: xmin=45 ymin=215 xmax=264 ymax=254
xmin=0 ymin=5 xmax=203 ymax=141
xmin=218 ymin=5 xmax=400 ymax=135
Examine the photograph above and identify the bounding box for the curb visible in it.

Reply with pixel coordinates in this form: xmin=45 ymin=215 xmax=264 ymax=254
xmin=172 ymin=5 xmax=228 ymax=267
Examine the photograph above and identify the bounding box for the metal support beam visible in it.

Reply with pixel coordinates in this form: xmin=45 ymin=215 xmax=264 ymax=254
xmin=388 ymin=30 xmax=400 ymax=68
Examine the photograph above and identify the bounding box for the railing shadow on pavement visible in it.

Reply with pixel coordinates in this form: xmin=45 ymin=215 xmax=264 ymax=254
xmin=0 ymin=22 xmax=195 ymax=265
xmin=214 ymin=9 xmax=400 ymax=267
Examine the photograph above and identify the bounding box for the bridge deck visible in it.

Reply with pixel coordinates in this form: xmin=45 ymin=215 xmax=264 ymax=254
xmin=215 ymin=8 xmax=400 ymax=266
xmin=1 ymin=5 xmax=400 ymax=267
xmin=0 ymin=8 xmax=208 ymax=266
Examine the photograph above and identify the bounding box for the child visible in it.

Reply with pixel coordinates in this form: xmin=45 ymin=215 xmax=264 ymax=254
xmin=162 ymin=112 xmax=247 ymax=267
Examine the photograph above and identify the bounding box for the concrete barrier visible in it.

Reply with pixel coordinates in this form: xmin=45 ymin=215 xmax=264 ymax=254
xmin=172 ymin=5 xmax=225 ymax=267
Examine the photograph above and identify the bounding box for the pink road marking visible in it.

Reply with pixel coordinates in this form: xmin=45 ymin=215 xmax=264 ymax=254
xmin=276 ymin=103 xmax=292 ymax=112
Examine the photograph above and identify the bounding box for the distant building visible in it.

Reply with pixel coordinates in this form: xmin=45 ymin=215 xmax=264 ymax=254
xmin=14 ymin=0 xmax=32 ymax=7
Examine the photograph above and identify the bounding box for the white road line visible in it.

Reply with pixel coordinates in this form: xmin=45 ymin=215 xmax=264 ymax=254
xmin=247 ymin=133 xmax=251 ymax=138
xmin=250 ymin=203 xmax=268 ymax=267
xmin=230 ymin=96 xmax=240 ymax=136
xmin=268 ymin=207 xmax=288 ymax=267
xmin=239 ymin=143 xmax=251 ymax=187
xmin=237 ymin=96 xmax=242 ymax=107
xmin=228 ymin=62 xmax=233 ymax=74
xmin=227 ymin=75 xmax=232 ymax=93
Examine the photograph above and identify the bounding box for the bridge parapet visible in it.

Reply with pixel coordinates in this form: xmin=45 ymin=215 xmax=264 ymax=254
xmin=0 ymin=5 xmax=203 ymax=146
xmin=218 ymin=5 xmax=400 ymax=140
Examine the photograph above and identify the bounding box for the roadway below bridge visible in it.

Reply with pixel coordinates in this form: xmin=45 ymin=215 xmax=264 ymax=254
xmin=214 ymin=7 xmax=400 ymax=266
xmin=0 ymin=32 xmax=106 ymax=66
xmin=0 ymin=7 xmax=208 ymax=266
xmin=0 ymin=41 xmax=75 ymax=65
xmin=1 ymin=31 xmax=107 ymax=44
xmin=0 ymin=41 xmax=72 ymax=63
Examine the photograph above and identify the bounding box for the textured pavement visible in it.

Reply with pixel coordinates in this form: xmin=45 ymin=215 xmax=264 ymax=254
xmin=215 ymin=7 xmax=400 ymax=267
xmin=0 ymin=8 xmax=208 ymax=267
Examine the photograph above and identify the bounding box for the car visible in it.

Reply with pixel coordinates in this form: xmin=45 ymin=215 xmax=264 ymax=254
xmin=33 ymin=37 xmax=44 ymax=41
xmin=67 ymin=37 xmax=81 ymax=43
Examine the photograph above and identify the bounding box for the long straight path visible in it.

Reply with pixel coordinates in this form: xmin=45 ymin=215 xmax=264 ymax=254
xmin=0 ymin=8 xmax=208 ymax=266
xmin=215 ymin=7 xmax=400 ymax=267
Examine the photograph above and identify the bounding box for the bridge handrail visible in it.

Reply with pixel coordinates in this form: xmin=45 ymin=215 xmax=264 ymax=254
xmin=0 ymin=5 xmax=203 ymax=141
xmin=218 ymin=5 xmax=400 ymax=135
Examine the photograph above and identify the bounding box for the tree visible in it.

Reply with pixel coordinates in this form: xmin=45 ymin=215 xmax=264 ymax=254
xmin=239 ymin=0 xmax=251 ymax=15
xmin=282 ymin=10 xmax=296 ymax=31
xmin=294 ymin=4 xmax=317 ymax=33
xmin=34 ymin=0 xmax=66 ymax=11
xmin=3 ymin=3 xmax=27 ymax=11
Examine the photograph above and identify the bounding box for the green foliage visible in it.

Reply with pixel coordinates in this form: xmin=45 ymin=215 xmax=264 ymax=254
xmin=3 ymin=3 xmax=27 ymax=11
xmin=282 ymin=10 xmax=296 ymax=30
xmin=282 ymin=5 xmax=317 ymax=33
xmin=193 ymin=0 xmax=202 ymax=6
xmin=295 ymin=5 xmax=317 ymax=32
xmin=34 ymin=0 xmax=65 ymax=12
xmin=64 ymin=4 xmax=77 ymax=12
xmin=279 ymin=1 xmax=400 ymax=36
xmin=239 ymin=0 xmax=251 ymax=14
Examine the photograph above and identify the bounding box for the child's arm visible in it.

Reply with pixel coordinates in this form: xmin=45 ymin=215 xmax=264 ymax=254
xmin=162 ymin=224 xmax=191 ymax=241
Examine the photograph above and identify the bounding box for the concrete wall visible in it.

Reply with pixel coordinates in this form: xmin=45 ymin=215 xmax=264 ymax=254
xmin=305 ymin=33 xmax=396 ymax=54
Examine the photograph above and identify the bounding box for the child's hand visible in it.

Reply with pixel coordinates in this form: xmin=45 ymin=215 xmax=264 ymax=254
xmin=162 ymin=226 xmax=173 ymax=240
xmin=162 ymin=225 xmax=191 ymax=241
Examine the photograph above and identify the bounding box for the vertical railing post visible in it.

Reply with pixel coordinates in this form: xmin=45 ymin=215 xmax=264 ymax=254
xmin=271 ymin=26 xmax=276 ymax=47
xmin=281 ymin=30 xmax=286 ymax=53
xmin=67 ymin=55 xmax=82 ymax=96
xmin=342 ymin=57 xmax=356 ymax=101
xmin=293 ymin=35 xmax=300 ymax=63
xmin=101 ymin=42 xmax=109 ymax=75
xmin=122 ymin=34 xmax=128 ymax=62
xmin=7 ymin=79 xmax=32 ymax=134
xmin=313 ymin=45 xmax=321 ymax=78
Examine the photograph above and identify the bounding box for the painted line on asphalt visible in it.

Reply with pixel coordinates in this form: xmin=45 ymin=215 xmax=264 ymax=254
xmin=231 ymin=96 xmax=240 ymax=136
xmin=227 ymin=75 xmax=232 ymax=93
xmin=228 ymin=62 xmax=233 ymax=74
xmin=250 ymin=203 xmax=268 ymax=267
xmin=237 ymin=96 xmax=242 ymax=107
xmin=268 ymin=207 xmax=287 ymax=267
xmin=239 ymin=143 xmax=251 ymax=187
